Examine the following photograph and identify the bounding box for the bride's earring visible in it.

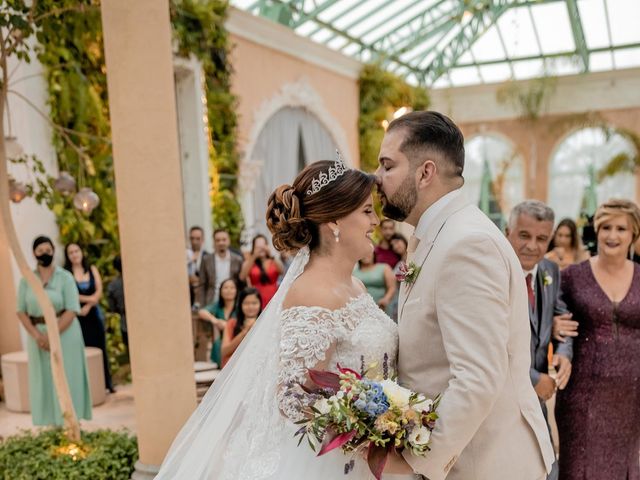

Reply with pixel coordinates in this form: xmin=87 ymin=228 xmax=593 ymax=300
xmin=334 ymin=229 xmax=340 ymax=243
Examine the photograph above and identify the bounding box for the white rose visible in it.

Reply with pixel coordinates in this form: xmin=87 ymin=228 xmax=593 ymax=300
xmin=380 ymin=379 xmax=413 ymax=408
xmin=407 ymin=425 xmax=431 ymax=446
xmin=413 ymin=395 xmax=433 ymax=412
xmin=314 ymin=398 xmax=331 ymax=415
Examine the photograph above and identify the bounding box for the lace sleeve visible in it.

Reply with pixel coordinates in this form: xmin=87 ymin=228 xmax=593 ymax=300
xmin=277 ymin=306 xmax=342 ymax=422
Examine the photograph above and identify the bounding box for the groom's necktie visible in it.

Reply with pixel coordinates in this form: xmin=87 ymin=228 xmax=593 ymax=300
xmin=407 ymin=235 xmax=420 ymax=263
xmin=526 ymin=273 xmax=535 ymax=312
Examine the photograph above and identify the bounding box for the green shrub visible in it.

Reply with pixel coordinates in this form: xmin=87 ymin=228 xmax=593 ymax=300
xmin=0 ymin=428 xmax=137 ymax=480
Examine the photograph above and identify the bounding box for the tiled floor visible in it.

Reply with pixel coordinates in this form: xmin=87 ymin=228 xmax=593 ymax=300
xmin=0 ymin=383 xmax=136 ymax=439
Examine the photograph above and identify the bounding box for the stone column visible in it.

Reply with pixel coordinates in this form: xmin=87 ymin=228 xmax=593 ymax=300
xmin=100 ymin=1 xmax=197 ymax=477
xmin=0 ymin=218 xmax=21 ymax=356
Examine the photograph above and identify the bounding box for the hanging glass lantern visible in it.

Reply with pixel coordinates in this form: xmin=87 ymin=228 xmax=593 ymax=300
xmin=73 ymin=187 xmax=100 ymax=214
xmin=9 ymin=178 xmax=27 ymax=203
xmin=4 ymin=136 xmax=24 ymax=160
xmin=54 ymin=171 xmax=76 ymax=196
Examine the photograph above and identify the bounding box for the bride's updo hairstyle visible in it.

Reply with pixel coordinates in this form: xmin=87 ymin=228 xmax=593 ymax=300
xmin=267 ymin=160 xmax=376 ymax=252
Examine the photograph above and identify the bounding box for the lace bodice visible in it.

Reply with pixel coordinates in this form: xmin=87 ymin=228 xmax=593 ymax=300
xmin=277 ymin=293 xmax=398 ymax=422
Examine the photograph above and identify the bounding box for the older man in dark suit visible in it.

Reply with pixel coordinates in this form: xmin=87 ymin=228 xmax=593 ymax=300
xmin=507 ymin=200 xmax=573 ymax=480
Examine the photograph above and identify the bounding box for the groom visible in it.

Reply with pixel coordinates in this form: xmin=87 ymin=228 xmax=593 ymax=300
xmin=376 ymin=111 xmax=555 ymax=480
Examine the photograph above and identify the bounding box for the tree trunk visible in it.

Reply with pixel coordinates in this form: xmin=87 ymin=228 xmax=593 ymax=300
xmin=0 ymin=110 xmax=81 ymax=443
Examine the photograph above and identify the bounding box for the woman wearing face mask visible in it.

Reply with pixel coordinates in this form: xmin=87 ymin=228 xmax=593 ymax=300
xmin=16 ymin=236 xmax=92 ymax=426
xmin=554 ymin=199 xmax=640 ymax=480
xmin=239 ymin=234 xmax=283 ymax=306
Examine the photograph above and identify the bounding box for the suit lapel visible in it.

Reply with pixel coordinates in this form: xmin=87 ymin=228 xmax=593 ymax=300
xmin=399 ymin=195 xmax=470 ymax=319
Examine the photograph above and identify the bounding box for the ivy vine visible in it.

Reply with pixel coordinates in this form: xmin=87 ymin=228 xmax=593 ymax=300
xmin=358 ymin=63 xmax=430 ymax=173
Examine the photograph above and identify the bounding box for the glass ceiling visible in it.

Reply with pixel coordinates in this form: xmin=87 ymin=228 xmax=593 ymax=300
xmin=230 ymin=0 xmax=640 ymax=88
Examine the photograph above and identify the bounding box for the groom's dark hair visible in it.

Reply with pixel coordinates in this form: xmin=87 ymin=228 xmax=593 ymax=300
xmin=387 ymin=111 xmax=465 ymax=179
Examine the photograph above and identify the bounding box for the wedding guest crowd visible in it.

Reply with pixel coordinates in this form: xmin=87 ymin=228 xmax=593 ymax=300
xmin=16 ymin=236 xmax=92 ymax=426
xmin=239 ymin=234 xmax=283 ymax=306
xmin=106 ymin=255 xmax=128 ymax=348
xmin=506 ymin=200 xmax=573 ymax=480
xmin=374 ymin=218 xmax=400 ymax=268
xmin=554 ymin=199 xmax=640 ymax=480
xmin=186 ymin=226 xmax=207 ymax=306
xmin=353 ymin=249 xmax=396 ymax=315
xmin=545 ymin=218 xmax=590 ymax=270
xmin=64 ymin=243 xmax=114 ymax=393
xmin=221 ymin=287 xmax=262 ymax=367
xmin=198 ymin=278 xmax=238 ymax=367
xmin=196 ymin=228 xmax=243 ymax=307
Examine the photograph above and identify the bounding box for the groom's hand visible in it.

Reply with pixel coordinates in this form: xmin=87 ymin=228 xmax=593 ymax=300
xmin=552 ymin=354 xmax=572 ymax=390
xmin=534 ymin=373 xmax=556 ymax=401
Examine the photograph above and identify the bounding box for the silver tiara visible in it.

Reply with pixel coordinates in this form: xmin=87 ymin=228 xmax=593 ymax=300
xmin=306 ymin=150 xmax=349 ymax=196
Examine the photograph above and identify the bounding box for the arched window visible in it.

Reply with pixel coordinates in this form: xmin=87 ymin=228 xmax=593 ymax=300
xmin=248 ymin=107 xmax=337 ymax=237
xmin=462 ymin=134 xmax=525 ymax=228
xmin=548 ymin=127 xmax=637 ymax=221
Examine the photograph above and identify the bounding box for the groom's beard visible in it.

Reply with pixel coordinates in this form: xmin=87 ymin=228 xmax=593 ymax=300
xmin=381 ymin=177 xmax=418 ymax=222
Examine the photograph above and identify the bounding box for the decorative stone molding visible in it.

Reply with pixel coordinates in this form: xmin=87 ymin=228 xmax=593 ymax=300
xmin=238 ymin=77 xmax=352 ymax=194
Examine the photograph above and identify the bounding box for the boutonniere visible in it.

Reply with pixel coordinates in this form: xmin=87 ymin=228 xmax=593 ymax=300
xmin=396 ymin=261 xmax=421 ymax=285
xmin=543 ymin=271 xmax=553 ymax=287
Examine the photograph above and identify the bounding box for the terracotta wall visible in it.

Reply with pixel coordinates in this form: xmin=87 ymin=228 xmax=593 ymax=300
xmin=227 ymin=10 xmax=361 ymax=167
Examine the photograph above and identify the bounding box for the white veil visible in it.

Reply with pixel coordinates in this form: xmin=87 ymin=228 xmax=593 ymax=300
xmin=156 ymin=247 xmax=311 ymax=479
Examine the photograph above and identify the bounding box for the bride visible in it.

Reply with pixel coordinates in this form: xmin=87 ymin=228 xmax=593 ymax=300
xmin=156 ymin=158 xmax=416 ymax=479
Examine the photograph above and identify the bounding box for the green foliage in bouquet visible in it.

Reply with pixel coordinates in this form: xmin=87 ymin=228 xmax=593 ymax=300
xmin=0 ymin=428 xmax=137 ymax=479
xmin=359 ymin=64 xmax=430 ymax=173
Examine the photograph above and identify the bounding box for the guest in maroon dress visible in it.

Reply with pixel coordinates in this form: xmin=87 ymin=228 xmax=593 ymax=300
xmin=555 ymin=199 xmax=640 ymax=480
xmin=239 ymin=234 xmax=283 ymax=306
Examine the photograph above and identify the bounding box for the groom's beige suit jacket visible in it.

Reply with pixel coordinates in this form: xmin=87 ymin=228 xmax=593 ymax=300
xmin=398 ymin=193 xmax=555 ymax=480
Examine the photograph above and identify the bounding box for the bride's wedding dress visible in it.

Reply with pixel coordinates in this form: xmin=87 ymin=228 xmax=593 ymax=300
xmin=157 ymin=248 xmax=416 ymax=479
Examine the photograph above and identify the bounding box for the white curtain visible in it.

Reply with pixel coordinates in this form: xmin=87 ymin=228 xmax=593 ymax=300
xmin=249 ymin=107 xmax=336 ymax=238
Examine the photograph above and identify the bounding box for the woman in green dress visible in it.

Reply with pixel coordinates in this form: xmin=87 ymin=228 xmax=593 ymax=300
xmin=16 ymin=236 xmax=92 ymax=426
xmin=198 ymin=278 xmax=238 ymax=366
xmin=352 ymin=249 xmax=396 ymax=315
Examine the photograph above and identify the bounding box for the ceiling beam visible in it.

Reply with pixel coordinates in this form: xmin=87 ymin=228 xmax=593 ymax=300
xmin=289 ymin=0 xmax=340 ymax=28
xmin=452 ymin=41 xmax=640 ymax=68
xmin=565 ymin=0 xmax=589 ymax=71
xmin=422 ymin=0 xmax=512 ymax=84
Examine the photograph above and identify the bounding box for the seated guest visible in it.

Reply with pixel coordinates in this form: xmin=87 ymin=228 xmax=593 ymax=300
xmin=64 ymin=243 xmax=114 ymax=393
xmin=545 ymin=218 xmax=590 ymax=270
xmin=239 ymin=235 xmax=282 ymax=306
xmin=220 ymin=288 xmax=262 ymax=368
xmin=374 ymin=218 xmax=400 ymax=268
xmin=353 ymin=250 xmax=396 ymax=314
xmin=198 ymin=278 xmax=238 ymax=366
xmin=506 ymin=200 xmax=574 ymax=480
xmin=554 ymin=199 xmax=640 ymax=480
xmin=16 ymin=236 xmax=92 ymax=425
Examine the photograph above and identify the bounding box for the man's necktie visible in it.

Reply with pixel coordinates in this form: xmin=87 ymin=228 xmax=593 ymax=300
xmin=526 ymin=273 xmax=535 ymax=312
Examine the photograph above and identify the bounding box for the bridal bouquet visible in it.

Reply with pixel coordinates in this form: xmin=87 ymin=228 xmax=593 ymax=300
xmin=294 ymin=365 xmax=440 ymax=480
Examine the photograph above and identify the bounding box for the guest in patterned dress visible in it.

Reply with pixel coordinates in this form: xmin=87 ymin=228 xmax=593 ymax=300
xmin=16 ymin=236 xmax=92 ymax=425
xmin=555 ymin=199 xmax=640 ymax=480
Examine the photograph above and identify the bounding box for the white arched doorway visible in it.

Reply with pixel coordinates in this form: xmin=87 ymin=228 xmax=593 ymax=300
xmin=243 ymin=106 xmax=338 ymax=238
xmin=462 ymin=133 xmax=525 ymax=229
xmin=548 ymin=127 xmax=637 ymax=221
